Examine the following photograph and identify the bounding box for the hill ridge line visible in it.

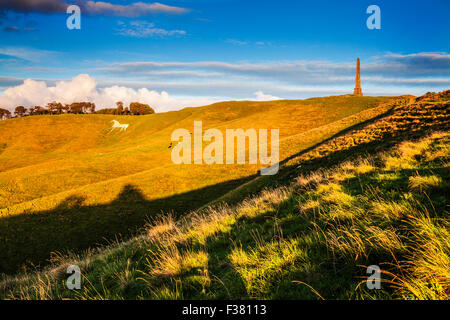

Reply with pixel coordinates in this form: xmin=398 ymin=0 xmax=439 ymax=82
xmin=0 ymin=99 xmax=400 ymax=212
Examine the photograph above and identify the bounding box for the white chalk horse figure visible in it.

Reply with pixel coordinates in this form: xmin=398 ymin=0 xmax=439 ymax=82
xmin=110 ymin=120 xmax=129 ymax=132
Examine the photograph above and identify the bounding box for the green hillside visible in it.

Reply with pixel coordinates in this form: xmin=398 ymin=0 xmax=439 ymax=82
xmin=0 ymin=90 xmax=448 ymax=299
xmin=0 ymin=95 xmax=399 ymax=274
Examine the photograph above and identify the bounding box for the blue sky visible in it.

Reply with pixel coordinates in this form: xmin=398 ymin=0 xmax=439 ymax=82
xmin=0 ymin=0 xmax=449 ymax=111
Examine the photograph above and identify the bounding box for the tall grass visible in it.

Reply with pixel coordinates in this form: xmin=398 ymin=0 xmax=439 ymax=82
xmin=0 ymin=95 xmax=396 ymax=273
xmin=1 ymin=131 xmax=448 ymax=300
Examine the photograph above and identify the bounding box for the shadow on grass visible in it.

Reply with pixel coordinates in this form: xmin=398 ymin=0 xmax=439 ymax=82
xmin=1 ymin=99 xmax=447 ymax=278
xmin=0 ymin=176 xmax=255 ymax=275
xmin=172 ymin=168 xmax=448 ymax=299
xmin=342 ymin=167 xmax=449 ymax=215
xmin=160 ymin=191 xmax=386 ymax=300
xmin=278 ymin=104 xmax=397 ymax=167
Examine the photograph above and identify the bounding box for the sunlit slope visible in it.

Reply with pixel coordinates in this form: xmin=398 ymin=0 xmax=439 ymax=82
xmin=1 ymin=90 xmax=448 ymax=299
xmin=0 ymin=96 xmax=393 ymax=209
xmin=0 ymin=95 xmax=403 ymax=273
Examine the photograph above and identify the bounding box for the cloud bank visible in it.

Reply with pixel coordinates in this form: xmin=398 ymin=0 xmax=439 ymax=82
xmin=0 ymin=74 xmax=216 ymax=112
xmin=0 ymin=0 xmax=189 ymax=17
xmin=100 ymin=53 xmax=450 ymax=80
xmin=1 ymin=52 xmax=448 ymax=111
xmin=83 ymin=1 xmax=188 ymax=17
xmin=0 ymin=0 xmax=67 ymax=14
xmin=89 ymin=52 xmax=450 ymax=98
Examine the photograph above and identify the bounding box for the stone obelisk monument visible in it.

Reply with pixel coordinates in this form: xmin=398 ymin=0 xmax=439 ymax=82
xmin=353 ymin=58 xmax=363 ymax=96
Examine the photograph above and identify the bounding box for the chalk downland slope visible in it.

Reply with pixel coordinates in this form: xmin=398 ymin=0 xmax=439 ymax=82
xmin=0 ymin=90 xmax=448 ymax=299
xmin=0 ymin=95 xmax=398 ymax=273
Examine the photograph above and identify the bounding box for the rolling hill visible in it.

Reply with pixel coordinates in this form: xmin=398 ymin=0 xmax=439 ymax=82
xmin=0 ymin=90 xmax=448 ymax=299
xmin=0 ymin=95 xmax=402 ymax=274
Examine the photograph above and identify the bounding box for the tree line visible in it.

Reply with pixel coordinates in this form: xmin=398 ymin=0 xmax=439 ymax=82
xmin=0 ymin=101 xmax=155 ymax=120
xmin=96 ymin=102 xmax=155 ymax=115
xmin=0 ymin=101 xmax=95 ymax=119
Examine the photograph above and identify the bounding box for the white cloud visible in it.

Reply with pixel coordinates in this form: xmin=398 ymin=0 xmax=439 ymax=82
xmin=0 ymin=46 xmax=58 ymax=62
xmin=254 ymin=91 xmax=280 ymax=101
xmin=94 ymin=85 xmax=215 ymax=111
xmin=0 ymin=1 xmax=189 ymax=16
xmin=226 ymin=39 xmax=248 ymax=46
xmin=115 ymin=21 xmax=186 ymax=38
xmin=0 ymin=74 xmax=216 ymax=112
xmin=225 ymin=39 xmax=272 ymax=47
xmin=83 ymin=1 xmax=189 ymax=17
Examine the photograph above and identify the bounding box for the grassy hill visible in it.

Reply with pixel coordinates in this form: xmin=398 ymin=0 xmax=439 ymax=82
xmin=0 ymin=90 xmax=448 ymax=299
xmin=0 ymin=95 xmax=400 ymax=274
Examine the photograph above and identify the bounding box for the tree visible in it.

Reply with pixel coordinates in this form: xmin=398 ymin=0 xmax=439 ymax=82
xmin=95 ymin=108 xmax=116 ymax=114
xmin=29 ymin=106 xmax=37 ymax=115
xmin=56 ymin=102 xmax=65 ymax=114
xmin=28 ymin=106 xmax=45 ymax=115
xmin=47 ymin=101 xmax=63 ymax=114
xmin=116 ymin=101 xmax=124 ymax=115
xmin=129 ymin=102 xmax=155 ymax=115
xmin=35 ymin=106 xmax=47 ymax=115
xmin=69 ymin=102 xmax=84 ymax=114
xmin=87 ymin=102 xmax=96 ymax=113
xmin=0 ymin=108 xmax=11 ymax=120
xmin=68 ymin=102 xmax=95 ymax=114
xmin=14 ymin=106 xmax=27 ymax=117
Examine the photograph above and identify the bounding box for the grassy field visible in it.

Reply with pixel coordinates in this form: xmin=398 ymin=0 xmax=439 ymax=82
xmin=0 ymin=90 xmax=448 ymax=299
xmin=0 ymin=95 xmax=399 ymax=274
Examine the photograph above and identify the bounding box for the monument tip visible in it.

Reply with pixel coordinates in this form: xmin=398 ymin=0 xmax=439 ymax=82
xmin=353 ymin=58 xmax=363 ymax=96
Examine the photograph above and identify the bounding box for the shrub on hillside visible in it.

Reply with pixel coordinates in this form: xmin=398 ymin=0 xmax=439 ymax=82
xmin=0 ymin=108 xmax=11 ymax=120
xmin=129 ymin=102 xmax=155 ymax=115
xmin=96 ymin=108 xmax=118 ymax=114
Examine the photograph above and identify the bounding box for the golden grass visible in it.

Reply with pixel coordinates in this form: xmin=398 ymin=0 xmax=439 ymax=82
xmin=149 ymin=245 xmax=209 ymax=279
xmin=1 ymin=96 xmax=398 ymax=273
xmin=1 ymin=131 xmax=448 ymax=300
xmin=0 ymin=96 xmax=390 ymax=210
xmin=408 ymin=174 xmax=443 ymax=192
xmin=0 ymin=92 xmax=448 ymax=300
